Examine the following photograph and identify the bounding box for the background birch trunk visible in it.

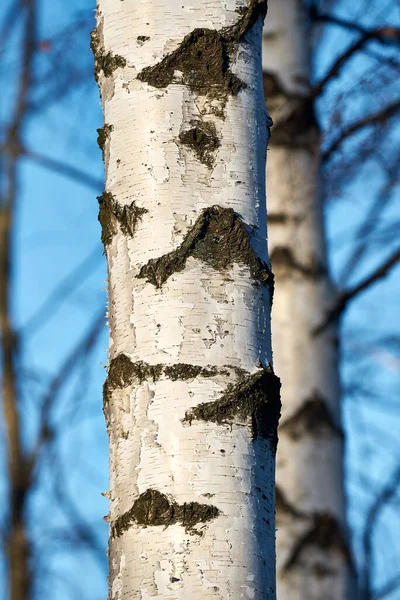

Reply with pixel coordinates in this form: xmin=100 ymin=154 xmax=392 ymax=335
xmin=94 ymin=1 xmax=279 ymax=598
xmin=262 ymin=1 xmax=353 ymax=598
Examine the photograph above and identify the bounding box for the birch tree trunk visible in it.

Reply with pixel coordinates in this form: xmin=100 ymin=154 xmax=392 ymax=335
xmin=262 ymin=1 xmax=354 ymax=598
xmin=93 ymin=1 xmax=279 ymax=598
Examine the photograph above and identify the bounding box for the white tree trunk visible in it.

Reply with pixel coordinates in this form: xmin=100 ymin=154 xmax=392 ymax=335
xmin=94 ymin=2 xmax=279 ymax=598
xmin=262 ymin=1 xmax=353 ymax=598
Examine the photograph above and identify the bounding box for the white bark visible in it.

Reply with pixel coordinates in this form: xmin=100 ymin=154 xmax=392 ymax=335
xmin=95 ymin=1 xmax=278 ymax=598
xmin=263 ymin=1 xmax=353 ymax=598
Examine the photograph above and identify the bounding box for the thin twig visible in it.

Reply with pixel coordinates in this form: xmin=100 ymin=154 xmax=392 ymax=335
xmin=20 ymin=244 xmax=102 ymax=337
xmin=22 ymin=148 xmax=104 ymax=190
xmin=26 ymin=307 xmax=105 ymax=480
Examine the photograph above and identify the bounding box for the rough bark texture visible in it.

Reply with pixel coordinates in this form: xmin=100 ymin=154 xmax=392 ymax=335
xmin=262 ymin=1 xmax=354 ymax=598
xmin=95 ymin=1 xmax=278 ymax=598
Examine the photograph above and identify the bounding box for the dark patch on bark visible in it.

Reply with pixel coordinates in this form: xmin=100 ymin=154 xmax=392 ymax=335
xmin=103 ymin=355 xmax=163 ymax=406
xmin=183 ymin=368 xmax=281 ymax=443
xmin=263 ymin=71 xmax=283 ymax=99
xmin=90 ymin=29 xmax=126 ymax=82
xmin=103 ymin=356 xmax=239 ymax=409
xmin=137 ymin=35 xmax=150 ymax=44
xmin=272 ymin=98 xmax=319 ymax=148
xmin=102 ymin=357 xmax=163 ymax=424
xmin=280 ymin=393 xmax=343 ymax=440
xmin=270 ymin=246 xmax=326 ymax=279
xmin=112 ymin=489 xmax=220 ymax=536
xmin=284 ymin=513 xmax=352 ymax=571
xmin=268 ymin=213 xmax=289 ymax=224
xmin=138 ymin=205 xmax=272 ymax=288
xmin=137 ymin=1 xmax=267 ymax=108
xmin=179 ymin=120 xmax=220 ymax=167
xmin=137 ymin=28 xmax=244 ymax=103
xmin=97 ymin=192 xmax=148 ymax=247
xmin=263 ymin=71 xmax=319 ymax=148
xmin=163 ymin=364 xmax=220 ymax=381
xmin=96 ymin=123 xmax=113 ymax=161
xmin=275 ymin=485 xmax=307 ymax=520
xmin=311 ymin=562 xmax=336 ymax=578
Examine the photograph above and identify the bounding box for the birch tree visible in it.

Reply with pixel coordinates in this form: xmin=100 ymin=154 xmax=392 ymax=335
xmin=262 ymin=1 xmax=353 ymax=598
xmin=92 ymin=1 xmax=279 ymax=598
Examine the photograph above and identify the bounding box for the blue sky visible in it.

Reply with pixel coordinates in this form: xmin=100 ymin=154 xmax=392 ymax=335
xmin=1 ymin=0 xmax=400 ymax=598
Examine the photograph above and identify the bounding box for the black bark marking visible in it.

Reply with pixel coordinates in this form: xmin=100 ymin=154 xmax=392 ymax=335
xmin=275 ymin=485 xmax=307 ymax=520
xmin=284 ymin=513 xmax=352 ymax=571
xmin=183 ymin=368 xmax=281 ymax=444
xmin=138 ymin=29 xmax=243 ymax=101
xmin=112 ymin=489 xmax=220 ymax=536
xmin=103 ymin=356 xmax=239 ymax=409
xmin=90 ymin=29 xmax=126 ymax=82
xmin=103 ymin=356 xmax=162 ymax=407
xmin=96 ymin=123 xmax=113 ymax=161
xmin=137 ymin=1 xmax=267 ymax=108
xmin=263 ymin=71 xmax=319 ymax=148
xmin=138 ymin=205 xmax=272 ymax=288
xmin=280 ymin=394 xmax=343 ymax=440
xmin=137 ymin=35 xmax=150 ymax=45
xmin=179 ymin=120 xmax=221 ymax=167
xmin=97 ymin=192 xmax=148 ymax=247
xmin=163 ymin=363 xmax=221 ymax=381
xmin=270 ymin=246 xmax=326 ymax=279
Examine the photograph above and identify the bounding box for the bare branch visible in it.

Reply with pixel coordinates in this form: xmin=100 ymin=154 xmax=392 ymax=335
xmin=312 ymin=9 xmax=400 ymax=40
xmin=322 ymin=101 xmax=400 ymax=162
xmin=20 ymin=244 xmax=102 ymax=337
xmin=27 ymin=306 xmax=106 ymax=478
xmin=312 ymin=26 xmax=400 ymax=98
xmin=22 ymin=148 xmax=104 ymax=190
xmin=1 ymin=1 xmax=37 ymax=598
xmin=340 ymin=250 xmax=400 ymax=303
xmin=361 ymin=462 xmax=400 ymax=599
xmin=53 ymin=464 xmax=107 ymax=568
xmin=314 ymin=249 xmax=400 ymax=334
xmin=338 ymin=157 xmax=400 ymax=287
